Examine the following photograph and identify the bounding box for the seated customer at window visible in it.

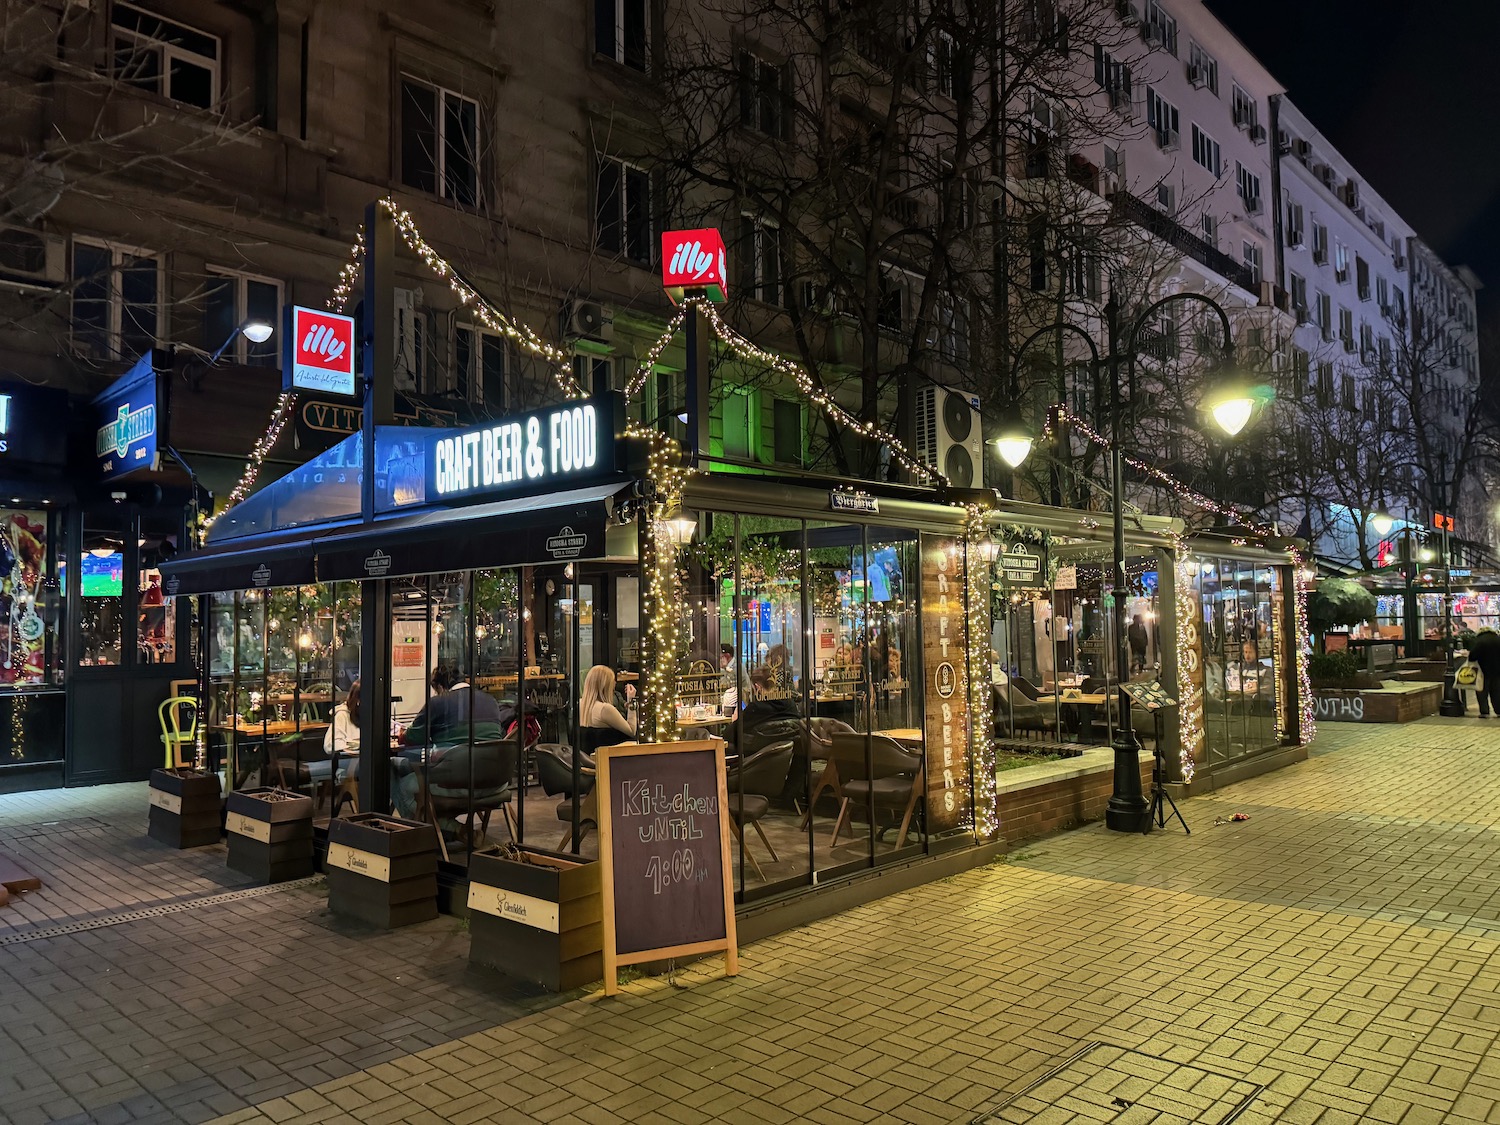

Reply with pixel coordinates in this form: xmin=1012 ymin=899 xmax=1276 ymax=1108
xmin=394 ymin=667 xmax=504 ymax=821
xmin=321 ymin=679 xmax=361 ymax=782
xmin=727 ymin=666 xmax=801 ymax=750
xmin=402 ymin=665 xmax=503 ymax=747
xmin=579 ymin=664 xmax=636 ymax=757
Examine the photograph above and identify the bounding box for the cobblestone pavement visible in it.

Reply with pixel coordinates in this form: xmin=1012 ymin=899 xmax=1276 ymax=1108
xmin=5 ymin=717 xmax=1500 ymax=1124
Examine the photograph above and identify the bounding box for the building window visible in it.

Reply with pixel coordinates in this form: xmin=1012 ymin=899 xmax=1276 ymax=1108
xmin=1339 ymin=306 xmax=1354 ymax=350
xmin=1093 ymin=44 xmax=1132 ymax=107
xmin=1201 ymin=213 xmax=1217 ymax=248
xmin=1145 ymin=1 xmax=1178 ymax=55
xmin=205 ymin=268 xmax=280 ymax=366
xmin=1356 ymin=255 xmax=1371 ymax=301
xmin=1316 ymin=361 xmax=1334 ymax=406
xmin=1317 ymin=291 xmax=1332 ymax=340
xmin=595 ymin=0 xmax=648 ymax=71
xmin=1027 ymin=217 xmax=1048 ymax=291
xmin=400 ymin=77 xmax=480 ymax=206
xmin=1146 ymin=87 xmax=1179 ymax=150
xmin=1285 ymin=200 xmax=1305 ymax=248
xmin=71 ymin=240 xmax=159 ymax=362
xmin=1066 ymin=245 xmax=1100 ymax=300
xmin=931 ymin=30 xmax=958 ymax=98
xmin=1311 ymin=222 xmax=1328 ymax=265
xmin=1156 ymin=183 xmax=1175 ymax=212
xmin=1190 ymin=125 xmax=1220 ymax=175
xmin=1235 ymin=162 xmax=1261 ymax=213
xmin=393 ymin=288 xmax=426 ymax=392
xmin=1242 ymin=241 xmax=1262 ymax=287
xmin=1231 ymin=85 xmax=1257 ymax=131
xmin=111 ymin=1 xmax=219 ymax=109
xmin=738 ymin=50 xmax=787 ymax=137
xmin=1340 ymin=373 xmax=1356 ymax=411
xmin=595 ymin=156 xmax=652 ymax=263
xmin=772 ymin=398 xmax=803 ymax=465
xmin=934 ymin=295 xmax=970 ymax=364
xmin=878 ymin=265 xmax=917 ymax=330
xmin=739 ymin=215 xmax=785 ymax=306
xmin=1289 ymin=272 xmax=1307 ymax=316
xmin=454 ymin=325 xmax=509 ymax=407
xmin=1188 ymin=42 xmax=1218 ymax=94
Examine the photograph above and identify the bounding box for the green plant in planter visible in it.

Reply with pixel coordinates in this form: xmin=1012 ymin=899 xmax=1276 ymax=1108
xmin=1308 ymin=649 xmax=1361 ymax=683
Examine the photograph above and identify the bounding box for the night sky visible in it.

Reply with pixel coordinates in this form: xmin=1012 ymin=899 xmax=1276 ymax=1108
xmin=1206 ymin=0 xmax=1500 ymax=343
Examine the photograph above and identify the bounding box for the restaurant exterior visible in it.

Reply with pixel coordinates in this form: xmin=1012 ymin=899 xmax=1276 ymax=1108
xmin=160 ymin=392 xmax=1008 ymax=917
xmin=985 ymin=504 xmax=1309 ymax=795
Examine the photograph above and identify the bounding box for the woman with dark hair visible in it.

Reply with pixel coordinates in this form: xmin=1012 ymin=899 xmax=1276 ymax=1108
xmin=312 ymin=679 xmax=360 ymax=791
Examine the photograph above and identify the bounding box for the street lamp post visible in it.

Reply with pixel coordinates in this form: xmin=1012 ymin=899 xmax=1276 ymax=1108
xmin=996 ymin=294 xmax=1255 ymax=834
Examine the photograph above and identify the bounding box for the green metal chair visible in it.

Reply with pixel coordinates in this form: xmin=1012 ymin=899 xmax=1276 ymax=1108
xmin=158 ymin=697 xmax=197 ymax=768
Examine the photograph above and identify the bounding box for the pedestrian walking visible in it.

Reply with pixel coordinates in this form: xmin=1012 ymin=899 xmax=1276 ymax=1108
xmin=1468 ymin=628 xmax=1500 ymax=717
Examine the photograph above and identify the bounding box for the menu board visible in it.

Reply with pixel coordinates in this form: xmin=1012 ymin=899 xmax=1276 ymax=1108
xmin=596 ymin=740 xmax=738 ymax=995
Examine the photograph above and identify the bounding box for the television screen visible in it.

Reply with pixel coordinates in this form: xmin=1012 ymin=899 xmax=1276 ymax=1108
xmin=81 ymin=552 xmax=123 ymax=597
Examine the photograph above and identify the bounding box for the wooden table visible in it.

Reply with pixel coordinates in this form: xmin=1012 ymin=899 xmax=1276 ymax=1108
xmin=677 ymin=714 xmax=732 ymax=728
xmin=1037 ymin=694 xmax=1108 ymax=705
xmin=267 ymin=693 xmax=332 ymax=704
xmin=875 ymin=728 xmax=924 ymax=747
xmin=211 ymin=720 xmax=329 ymax=737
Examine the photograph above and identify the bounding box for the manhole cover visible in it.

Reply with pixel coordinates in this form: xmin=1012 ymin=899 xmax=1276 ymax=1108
xmin=974 ymin=1042 xmax=1265 ymax=1124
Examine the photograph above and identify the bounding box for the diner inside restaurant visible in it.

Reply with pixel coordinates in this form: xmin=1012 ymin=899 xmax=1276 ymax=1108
xmin=178 ymin=434 xmax=987 ymax=905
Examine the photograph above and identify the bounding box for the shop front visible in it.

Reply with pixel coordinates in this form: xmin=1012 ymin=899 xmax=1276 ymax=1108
xmin=161 ymin=396 xmax=1001 ymax=914
xmin=986 ymin=506 xmax=1307 ymax=793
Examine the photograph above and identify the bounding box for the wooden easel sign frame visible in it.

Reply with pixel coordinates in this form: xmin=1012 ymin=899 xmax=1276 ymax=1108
xmin=596 ymin=739 xmax=739 ymax=995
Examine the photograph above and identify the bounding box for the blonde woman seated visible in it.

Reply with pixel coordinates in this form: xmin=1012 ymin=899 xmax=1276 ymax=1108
xmin=578 ymin=664 xmax=636 ymax=757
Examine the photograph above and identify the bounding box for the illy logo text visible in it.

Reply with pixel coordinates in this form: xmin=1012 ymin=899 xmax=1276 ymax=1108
xmin=301 ymin=322 xmax=347 ymax=363
xmin=668 ymin=239 xmax=722 ymax=283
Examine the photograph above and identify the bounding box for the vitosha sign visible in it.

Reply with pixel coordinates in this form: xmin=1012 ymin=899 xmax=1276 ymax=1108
xmin=429 ymin=395 xmax=620 ymax=503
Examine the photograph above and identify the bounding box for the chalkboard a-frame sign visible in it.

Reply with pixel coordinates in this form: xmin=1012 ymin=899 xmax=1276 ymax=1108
xmin=597 ymin=740 xmax=739 ymax=995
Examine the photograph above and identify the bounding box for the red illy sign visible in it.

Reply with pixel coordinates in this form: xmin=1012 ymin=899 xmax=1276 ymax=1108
xmin=661 ymin=228 xmax=728 ymax=304
xmin=284 ymin=305 xmax=358 ymax=396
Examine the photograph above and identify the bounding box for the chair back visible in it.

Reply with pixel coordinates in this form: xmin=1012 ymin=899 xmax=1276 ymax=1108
xmin=158 ymin=697 xmax=196 ymax=741
xmin=1010 ymin=675 xmax=1042 ymax=701
xmin=428 ymin=739 xmax=519 ymax=791
xmin=726 ymin=740 xmax=794 ymax=798
xmin=828 ymin=732 xmax=917 ymax=783
xmin=537 ymin=743 xmax=593 ymax=796
xmin=807 ymin=717 xmax=855 ymax=749
xmin=743 ymin=716 xmax=805 ymax=757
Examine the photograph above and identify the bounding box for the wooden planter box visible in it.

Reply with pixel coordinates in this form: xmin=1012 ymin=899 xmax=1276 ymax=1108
xmin=467 ymin=845 xmax=603 ymax=992
xmin=325 ymin=813 xmax=438 ymax=928
xmin=147 ymin=768 xmax=222 ymax=849
xmin=225 ymin=788 xmax=314 ymax=883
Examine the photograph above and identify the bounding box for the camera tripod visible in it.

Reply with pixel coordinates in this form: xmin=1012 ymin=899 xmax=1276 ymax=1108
xmin=1145 ymin=741 xmax=1189 ymax=835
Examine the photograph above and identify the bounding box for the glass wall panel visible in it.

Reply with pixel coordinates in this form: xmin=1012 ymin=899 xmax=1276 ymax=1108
xmin=80 ymin=517 xmax=125 ymax=666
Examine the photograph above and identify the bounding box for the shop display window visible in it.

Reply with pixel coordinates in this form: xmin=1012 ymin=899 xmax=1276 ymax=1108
xmin=0 ymin=509 xmax=59 ymax=686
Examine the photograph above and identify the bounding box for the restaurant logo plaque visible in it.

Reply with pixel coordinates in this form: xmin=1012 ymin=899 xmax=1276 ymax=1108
xmin=363 ymin=549 xmax=393 ymax=577
xmin=921 ymin=535 xmax=970 ymax=833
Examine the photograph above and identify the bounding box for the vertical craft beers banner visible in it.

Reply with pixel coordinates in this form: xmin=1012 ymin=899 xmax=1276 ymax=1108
xmin=921 ymin=534 xmax=971 ymax=833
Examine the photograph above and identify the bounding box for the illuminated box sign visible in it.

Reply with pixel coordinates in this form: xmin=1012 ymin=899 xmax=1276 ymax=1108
xmin=661 ymin=228 xmax=728 ymax=304
xmin=0 ymin=382 xmax=68 ymax=467
xmin=283 ymin=305 xmax=358 ymax=397
xmin=429 ymin=396 xmax=620 ymax=504
xmin=92 ymin=354 xmax=165 ymax=483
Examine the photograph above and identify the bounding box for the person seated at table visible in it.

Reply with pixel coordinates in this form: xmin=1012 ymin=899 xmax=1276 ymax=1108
xmin=394 ymin=667 xmax=504 ymax=821
xmin=579 ymin=664 xmax=636 ymax=756
xmin=402 ymin=665 xmax=503 ymax=747
xmin=727 ymin=667 xmax=800 ymax=750
xmin=320 ymin=679 xmax=360 ymax=782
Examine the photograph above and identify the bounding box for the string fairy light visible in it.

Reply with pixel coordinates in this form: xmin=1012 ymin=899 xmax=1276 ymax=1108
xmin=626 ymin=295 xmax=945 ymax=486
xmin=964 ymin=505 xmax=998 ymax=836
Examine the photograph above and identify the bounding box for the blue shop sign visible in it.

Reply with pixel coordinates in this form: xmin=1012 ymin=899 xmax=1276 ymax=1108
xmin=93 ymin=353 xmax=166 ymax=482
xmin=0 ymin=381 xmax=69 ymax=468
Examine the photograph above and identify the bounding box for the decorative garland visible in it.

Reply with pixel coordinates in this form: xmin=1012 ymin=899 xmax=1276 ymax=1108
xmin=964 ymin=506 xmax=998 ymax=837
xmin=626 ymin=295 xmax=945 ymax=485
xmin=631 ymin=424 xmax=694 ymax=743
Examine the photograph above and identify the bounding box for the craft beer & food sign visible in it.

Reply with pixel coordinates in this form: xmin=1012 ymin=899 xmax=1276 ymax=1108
xmin=661 ymin=228 xmax=728 ymax=304
xmin=283 ymin=305 xmax=358 ymax=397
xmin=429 ymin=395 xmax=620 ymax=504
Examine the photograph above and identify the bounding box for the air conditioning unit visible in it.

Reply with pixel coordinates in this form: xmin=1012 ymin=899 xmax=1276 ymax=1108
xmin=561 ymin=299 xmax=613 ymax=342
xmin=1158 ymin=128 xmax=1180 ymax=152
xmin=1109 ymin=87 xmax=1134 ymax=118
xmin=393 ymin=286 xmax=424 ymax=392
xmin=1115 ymin=0 xmax=1139 ymax=25
xmin=1394 ymin=253 xmax=1408 ymax=271
xmin=1187 ymin=64 xmax=1207 ymax=88
xmin=0 ymin=226 xmax=65 ymax=287
xmin=1275 ymin=129 xmax=1291 ymax=154
xmin=1292 ymin=138 xmax=1312 ymax=160
xmin=1316 ymin=164 xmax=1336 ymax=188
xmin=1342 ymin=180 xmax=1360 ymax=209
xmin=914 ymin=385 xmax=983 ymax=488
xmin=1140 ymin=21 xmax=1160 ymax=45
xmin=1249 ymin=124 xmax=1267 ymax=144
xmin=1101 ymin=171 xmax=1121 ymax=198
xmin=1294 ymin=304 xmax=1310 ymax=325
xmin=1243 ymin=195 xmax=1262 ymax=215
xmin=1312 ymin=247 xmax=1327 ymax=265
xmin=1286 ymin=228 xmax=1305 ymax=250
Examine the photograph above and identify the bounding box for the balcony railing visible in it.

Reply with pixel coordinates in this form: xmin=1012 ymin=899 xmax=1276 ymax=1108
xmin=1111 ymin=190 xmax=1258 ymax=293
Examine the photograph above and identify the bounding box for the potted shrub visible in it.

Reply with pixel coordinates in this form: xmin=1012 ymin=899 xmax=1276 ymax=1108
xmin=1308 ymin=578 xmax=1377 ymax=652
xmin=1308 ymin=649 xmax=1370 ymax=690
xmin=467 ymin=844 xmax=603 ymax=992
xmin=147 ymin=767 xmax=222 ymax=849
xmin=225 ymin=787 xmax=314 ymax=883
xmin=325 ymin=813 xmax=438 ymax=928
